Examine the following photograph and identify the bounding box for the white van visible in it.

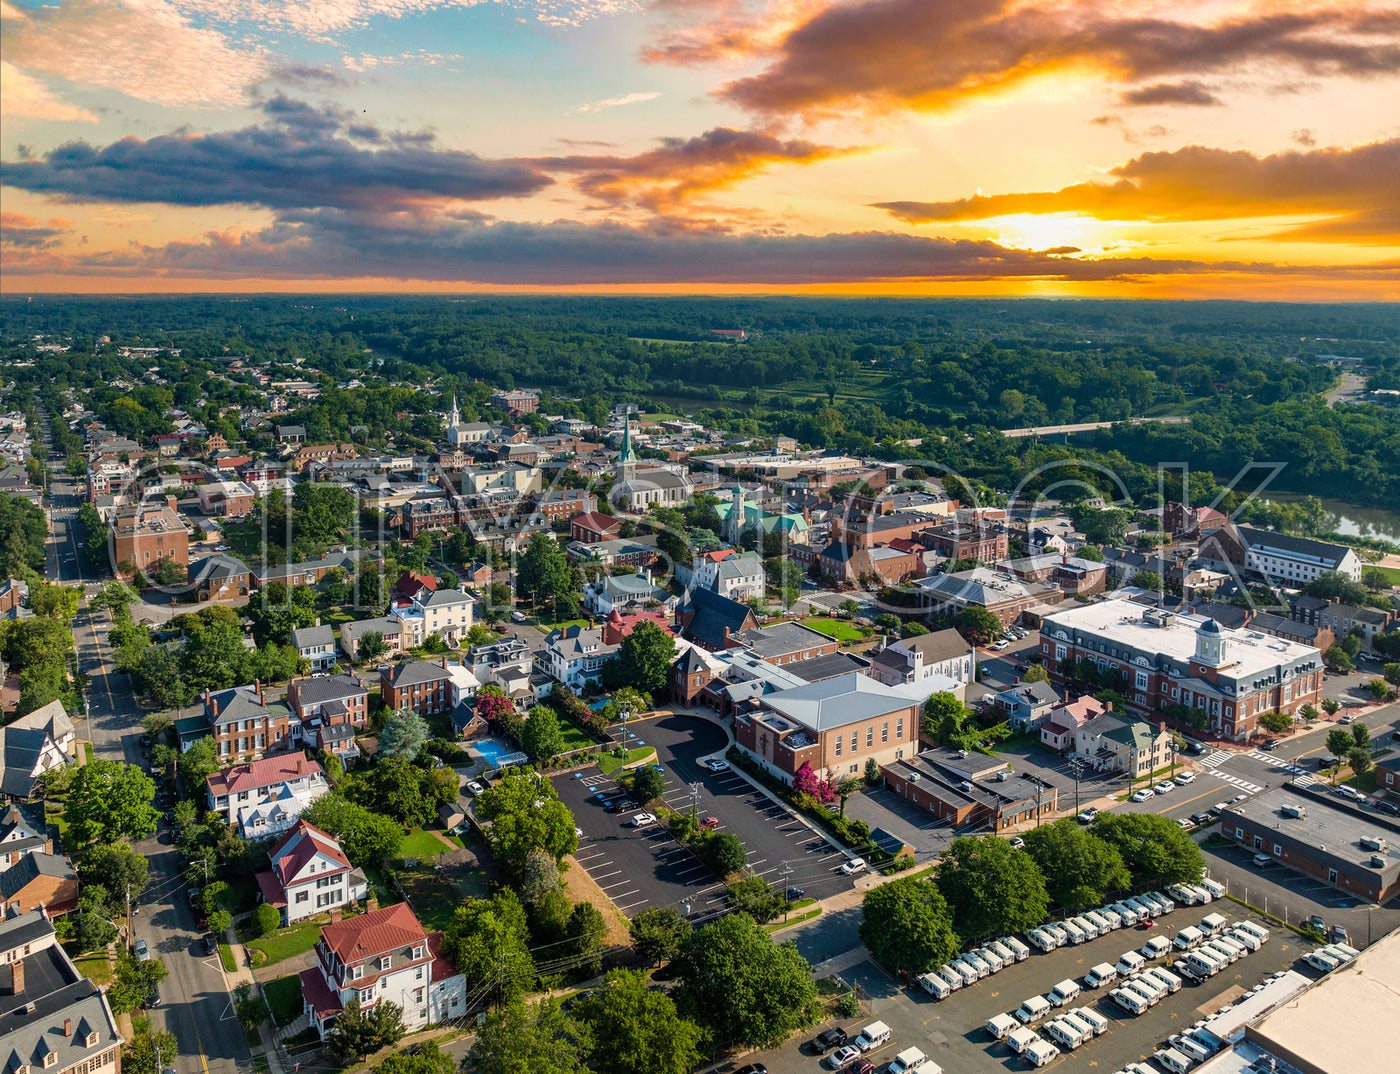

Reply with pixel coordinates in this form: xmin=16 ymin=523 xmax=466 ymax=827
xmin=975 ymin=946 xmax=1005 ymax=973
xmin=1096 ymin=907 xmax=1123 ymax=930
xmin=1073 ymin=1007 xmax=1109 ymax=1036
xmin=1227 ymin=927 xmax=1261 ymax=952
xmin=1328 ymin=943 xmax=1360 ymax=962
xmin=854 ymin=1021 xmax=892 ymax=1051
xmin=937 ymin=965 xmax=964 ymax=992
xmin=1006 ymin=1027 xmax=1040 ymax=1055
xmin=1048 ymin=979 xmax=1082 ymax=1007
xmin=1111 ymin=901 xmax=1141 ymax=926
xmin=1167 ymin=884 xmax=1201 ymax=906
xmin=1002 ymin=936 xmax=1032 ymax=962
xmin=1235 ymin=920 xmax=1270 ymax=944
xmin=1190 ymin=884 xmax=1214 ymax=904
xmin=954 ymin=956 xmax=987 ymax=981
xmin=1144 ymin=891 xmax=1175 ymax=915
xmin=1017 ymin=996 xmax=1053 ymax=1024
xmin=1110 ymin=987 xmax=1150 ymax=1016
xmin=989 ymin=940 xmax=1019 ymax=966
xmin=1043 ymin=923 xmax=1071 ymax=946
xmin=918 ymin=971 xmax=951 ymax=1000
xmin=1025 ymin=1039 xmax=1061 ymax=1068
xmin=1202 ymin=939 xmax=1241 ymax=965
xmin=1116 ymin=950 xmax=1147 ymax=976
xmin=1153 ymin=1047 xmax=1196 ymax=1074
xmin=1305 ymin=949 xmax=1341 ymax=972
xmin=888 ymin=1046 xmax=932 ymax=1074
xmin=1125 ymin=974 xmax=1166 ymax=1003
xmin=1146 ymin=966 xmax=1183 ymax=994
xmin=1200 ymin=912 xmax=1228 ymax=936
xmin=1174 ymin=1037 xmax=1213 ymax=1064
xmin=1084 ymin=910 xmax=1114 ymax=934
xmin=1174 ymin=926 xmax=1205 ymax=951
xmin=987 ymin=1014 xmax=1021 ymax=1041
xmin=1060 ymin=919 xmax=1087 ymax=945
xmin=1044 ymin=1018 xmax=1086 ymax=1050
xmin=1141 ymin=936 xmax=1172 ymax=960
xmin=1060 ymin=1011 xmax=1098 ymax=1043
xmin=1125 ymin=896 xmax=1156 ymax=918
xmin=1213 ymin=935 xmax=1249 ymax=961
xmin=1085 ymin=962 xmax=1119 ymax=988
xmin=1199 ymin=877 xmax=1226 ymax=899
xmin=1070 ymin=915 xmax=1100 ymax=940
xmin=1026 ymin=927 xmax=1057 ymax=952
xmin=1186 ymin=950 xmax=1224 ymax=978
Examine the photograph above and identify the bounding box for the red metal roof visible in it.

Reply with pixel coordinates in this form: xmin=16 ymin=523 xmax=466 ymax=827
xmin=269 ymin=820 xmax=351 ymax=887
xmin=206 ymin=754 xmax=323 ymax=797
xmin=320 ymin=902 xmax=426 ymax=964
xmin=299 ymin=966 xmax=343 ymax=1019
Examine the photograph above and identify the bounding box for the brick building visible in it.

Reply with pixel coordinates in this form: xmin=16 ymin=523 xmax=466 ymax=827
xmin=919 ymin=520 xmax=1008 ymax=562
xmin=110 ymin=500 xmax=188 ymax=576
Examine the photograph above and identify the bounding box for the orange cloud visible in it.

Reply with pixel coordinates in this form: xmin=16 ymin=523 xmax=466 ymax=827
xmin=527 ymin=126 xmax=861 ymax=216
xmin=679 ymin=0 xmax=1400 ymax=118
xmin=872 ymin=138 xmax=1400 ymax=243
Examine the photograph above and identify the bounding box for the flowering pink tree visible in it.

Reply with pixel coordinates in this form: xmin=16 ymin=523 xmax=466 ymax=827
xmin=474 ymin=687 xmax=516 ymax=726
xmin=793 ymin=762 xmax=837 ymax=804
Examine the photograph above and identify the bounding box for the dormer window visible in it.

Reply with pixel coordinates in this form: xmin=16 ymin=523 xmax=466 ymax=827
xmin=352 ymin=964 xmax=364 ymax=980
xmin=380 ymin=955 xmax=391 ymax=970
xmin=412 ymin=944 xmax=425 ymax=960
xmin=86 ymin=1033 xmax=99 ymax=1048
xmin=43 ymin=1055 xmax=57 ymax=1069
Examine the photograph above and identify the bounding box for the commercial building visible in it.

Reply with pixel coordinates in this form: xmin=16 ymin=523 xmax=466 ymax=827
xmin=1199 ymin=524 xmax=1363 ymax=584
xmin=734 ymin=673 xmax=929 ymax=784
xmin=109 ymin=501 xmax=188 ymax=575
xmin=1039 ymin=598 xmax=1324 ymax=741
xmin=1073 ymin=711 xmax=1174 ymax=778
xmin=913 ymin=567 xmax=1059 ymax=629
xmin=1221 ymin=785 xmax=1400 ymax=902
xmin=881 ymin=748 xmax=1058 ymax=832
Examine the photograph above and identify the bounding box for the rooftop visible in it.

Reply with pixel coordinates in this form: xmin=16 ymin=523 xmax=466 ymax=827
xmin=761 ymin=672 xmax=924 ymax=732
xmin=1223 ymin=786 xmax=1400 ymax=883
xmin=729 ymin=620 xmax=837 ymax=660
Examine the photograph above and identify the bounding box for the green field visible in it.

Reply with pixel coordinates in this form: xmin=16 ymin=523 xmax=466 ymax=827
xmin=398 ymin=828 xmax=454 ymax=861
xmin=245 ymin=920 xmax=323 ymax=967
xmin=596 ymin=746 xmax=656 ymax=775
xmin=800 ymin=618 xmax=868 ymax=642
xmin=1366 ymin=565 xmax=1400 ymax=585
xmin=264 ymin=974 xmax=305 ymax=1027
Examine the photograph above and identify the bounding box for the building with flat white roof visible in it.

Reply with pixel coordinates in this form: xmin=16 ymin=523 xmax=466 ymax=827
xmin=1039 ymin=599 xmax=1323 ymax=741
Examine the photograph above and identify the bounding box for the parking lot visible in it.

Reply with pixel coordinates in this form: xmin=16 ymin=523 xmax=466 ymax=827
xmin=720 ymin=902 xmax=1326 ymax=1074
xmin=555 ymin=710 xmax=857 ymax=921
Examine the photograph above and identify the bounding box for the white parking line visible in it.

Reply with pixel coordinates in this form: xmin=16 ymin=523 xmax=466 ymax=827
xmin=593 ymin=870 xmax=622 ymax=881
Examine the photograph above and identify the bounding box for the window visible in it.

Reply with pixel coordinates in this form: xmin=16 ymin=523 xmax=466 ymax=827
xmin=849 ymin=764 xmax=858 ymax=774
xmin=352 ymin=965 xmax=364 ymax=980
xmin=412 ymin=944 xmax=425 ymax=960
xmin=896 ymin=717 xmax=904 ymax=738
xmin=295 ymin=891 xmax=308 ymax=903
xmin=866 ymin=727 xmax=873 ymax=748
xmin=416 ymin=967 xmax=425 ymax=980
xmin=881 ymin=722 xmax=888 ymax=743
xmin=1135 ymin=671 xmax=1148 ymax=689
xmin=1273 ymin=844 xmax=1282 ymax=856
xmin=850 ymin=731 xmax=858 ymax=753
xmin=359 ymin=988 xmax=373 ymax=1003
xmin=834 ymin=737 xmax=842 ymax=756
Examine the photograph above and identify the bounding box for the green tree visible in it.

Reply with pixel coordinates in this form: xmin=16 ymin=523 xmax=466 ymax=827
xmin=1352 ymin=722 xmax=1371 ymax=748
xmin=864 ymin=757 xmax=880 ymax=785
xmin=372 ymin=1041 xmax=456 ymax=1074
xmin=628 ymin=765 xmax=666 ymax=803
xmin=1365 ymin=678 xmax=1389 ymax=700
xmin=1348 ymin=747 xmax=1373 ymax=775
xmin=1022 ymin=664 xmax=1050 ymax=684
xmin=859 ymin=877 xmax=959 ymax=977
xmin=178 ymin=736 xmax=222 ymax=788
xmin=576 ymin=969 xmax=703 ymax=1074
xmin=673 ymin=913 xmax=818 ymax=1049
xmin=76 ymin=843 xmax=150 ymax=902
xmin=328 ymin=999 xmax=405 ymax=1060
xmin=349 ymin=756 xmax=437 ymax=827
xmin=108 ymin=951 xmax=168 ymax=1015
xmin=1321 ymin=697 xmax=1341 ymax=716
xmin=69 ymin=891 xmax=119 ymax=953
xmin=873 ymin=613 xmax=901 ymax=633
xmin=442 ymin=891 xmax=534 ymax=1002
xmin=567 ymin=901 xmax=607 ymax=975
xmin=377 ymin=707 xmax=430 ymax=761
xmin=1020 ymin=821 xmax=1132 ymax=912
xmin=628 ymin=906 xmax=692 ymax=966
xmin=935 ymin=836 xmax=1049 ymax=941
xmin=704 ymin=832 xmax=748 ymax=877
xmin=517 ymin=532 xmax=574 ymax=612
xmin=922 ymin=691 xmax=973 ymax=748
xmin=1385 ymin=663 xmax=1400 ymax=696
xmin=253 ymin=903 xmax=281 ymax=937
xmin=1259 ymin=711 xmax=1293 ymax=734
xmin=1324 ymin=647 xmax=1354 ymax=674
xmin=522 ymin=705 xmax=567 ymax=761
xmin=300 ymin=795 xmax=403 ymax=864
xmin=122 ymin=1017 xmax=177 ymax=1074
xmin=469 ymin=997 xmax=592 ymax=1074
xmin=28 ymin=580 xmax=82 ymax=622
xmin=475 ymin=767 xmax=579 ymax=880
xmin=725 ymin=875 xmax=784 ymax=924
xmin=1092 ymin=813 xmax=1205 ymax=886
xmin=356 ymin=630 xmax=387 ymax=662
xmin=605 ymin=621 xmax=677 ymax=694
xmin=518 ymin=848 xmax=562 ymax=905
xmin=954 ymin=606 xmax=1001 ymax=645
xmin=233 ymin=982 xmax=270 ymax=1032
xmin=64 ymin=760 xmax=160 ymax=845
xmin=1327 ymin=727 xmax=1356 ymax=765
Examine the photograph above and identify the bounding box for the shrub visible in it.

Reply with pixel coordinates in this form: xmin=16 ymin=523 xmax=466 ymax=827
xmin=835 ymin=993 xmax=861 ymax=1018
xmin=253 ymin=903 xmax=281 ymax=938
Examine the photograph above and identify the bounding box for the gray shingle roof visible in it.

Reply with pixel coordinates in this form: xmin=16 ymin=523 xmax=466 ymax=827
xmin=290 ymin=674 xmax=364 ymax=707
xmin=388 ymin=661 xmax=451 ymax=687
xmin=292 ymin=624 xmax=335 ymax=650
xmin=0 ymin=851 xmax=74 ymax=902
xmin=762 ymin=673 xmax=920 ymax=732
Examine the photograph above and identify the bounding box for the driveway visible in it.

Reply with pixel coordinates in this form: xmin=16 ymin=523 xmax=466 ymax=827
xmin=841 ymin=786 xmax=962 ymax=862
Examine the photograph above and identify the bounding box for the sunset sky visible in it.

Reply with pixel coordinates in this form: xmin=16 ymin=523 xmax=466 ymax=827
xmin=2 ymin=0 xmax=1398 ymax=297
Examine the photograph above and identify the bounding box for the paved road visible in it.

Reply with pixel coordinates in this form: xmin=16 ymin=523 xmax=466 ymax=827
xmin=43 ymin=472 xmax=250 ymax=1074
xmin=1325 ymin=371 xmax=1368 ymax=407
xmin=1001 ymin=415 xmax=1190 ymax=439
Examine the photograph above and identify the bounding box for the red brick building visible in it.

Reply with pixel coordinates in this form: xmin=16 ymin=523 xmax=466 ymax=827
xmin=570 ymin=511 xmax=621 ymax=544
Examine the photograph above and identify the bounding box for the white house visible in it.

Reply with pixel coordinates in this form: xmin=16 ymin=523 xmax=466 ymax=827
xmin=205 ymin=754 xmax=330 ymax=839
xmin=292 ymin=624 xmax=337 ymax=672
xmin=255 ymin=819 xmax=368 ymax=925
xmin=693 ymin=549 xmax=765 ymax=602
xmin=300 ymin=902 xmax=467 ymax=1038
xmin=542 ymin=625 xmax=619 ymax=691
xmin=867 ymin=629 xmax=977 ymax=688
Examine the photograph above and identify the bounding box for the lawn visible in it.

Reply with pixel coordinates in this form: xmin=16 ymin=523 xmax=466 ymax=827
xmin=264 ymin=974 xmax=305 ymax=1027
xmin=1366 ymin=565 xmax=1400 ymax=586
xmin=800 ymin=618 xmax=867 ymax=642
xmin=245 ymin=920 xmax=324 ymax=967
xmin=533 ymin=616 xmax=589 ymax=632
xmin=73 ymin=953 xmax=112 ymax=984
xmin=218 ymin=944 xmax=238 ymax=974
xmin=398 ymin=866 xmax=464 ymax=932
xmin=557 ymin=721 xmax=596 ymax=752
xmin=397 ymin=828 xmax=454 ymax=862
xmin=596 ymin=746 xmax=655 ymax=776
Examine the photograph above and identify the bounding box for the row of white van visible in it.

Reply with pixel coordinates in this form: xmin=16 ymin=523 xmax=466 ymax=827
xmin=987 ymin=1004 xmax=1109 ymax=1067
xmin=914 ymin=935 xmax=1031 ymax=1000
xmin=1024 ymin=887 xmax=1202 ymax=953
xmin=1107 ymin=965 xmax=1186 ymax=1016
xmin=1304 ymin=942 xmax=1359 ymax=972
xmin=1165 ymin=880 xmax=1220 ymax=906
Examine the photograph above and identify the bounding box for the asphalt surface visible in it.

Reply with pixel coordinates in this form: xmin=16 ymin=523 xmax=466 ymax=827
xmin=722 ymin=903 xmax=1325 ymax=1074
xmin=556 ymin=710 xmax=857 ymax=921
xmin=44 ymin=471 xmax=251 ymax=1074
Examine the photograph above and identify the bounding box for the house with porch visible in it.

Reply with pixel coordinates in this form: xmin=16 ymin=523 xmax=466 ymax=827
xmin=256 ymin=820 xmax=368 ymax=925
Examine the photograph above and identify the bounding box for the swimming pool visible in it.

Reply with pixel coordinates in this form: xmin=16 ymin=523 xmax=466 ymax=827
xmin=474 ymin=736 xmax=527 ymax=769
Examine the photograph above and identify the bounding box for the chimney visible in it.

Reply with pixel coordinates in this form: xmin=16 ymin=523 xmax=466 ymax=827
xmin=167 ymin=496 xmax=178 ymax=514
xmin=63 ymin=1019 xmax=71 ymax=1037
xmin=256 ymin=680 xmax=264 ymax=705
xmin=329 ymin=907 xmax=342 ymax=924
xmin=12 ymin=959 xmax=23 ymax=994
xmin=441 ymin=656 xmax=448 ymax=670
xmin=205 ymin=687 xmax=215 ymax=716
xmin=366 ymin=895 xmax=379 ymax=913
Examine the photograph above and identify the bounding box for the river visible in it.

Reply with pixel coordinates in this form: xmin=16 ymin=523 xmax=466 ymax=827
xmin=1266 ymin=494 xmax=1400 ymax=542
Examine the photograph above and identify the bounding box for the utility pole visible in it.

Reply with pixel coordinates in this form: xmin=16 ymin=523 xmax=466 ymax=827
xmin=689 ymin=782 xmax=702 ymax=821
xmin=125 ymin=884 xmax=131 ymax=946
xmin=782 ymin=861 xmax=793 ymax=923
xmin=1069 ymin=758 xmax=1085 ymax=817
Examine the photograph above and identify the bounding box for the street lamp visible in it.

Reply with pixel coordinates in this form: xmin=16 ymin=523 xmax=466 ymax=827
xmin=1068 ymin=758 xmax=1086 ymax=817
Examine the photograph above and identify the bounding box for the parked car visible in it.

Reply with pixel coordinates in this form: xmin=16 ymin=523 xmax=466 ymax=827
xmin=1130 ymin=788 xmax=1155 ymax=803
xmin=1010 ymin=837 xmax=1026 ymax=849
xmin=826 ymin=1045 xmax=862 ymax=1069
xmin=1252 ymin=853 xmax=1273 ymax=867
xmin=1190 ymin=812 xmax=1214 ymax=825
xmin=1307 ymin=915 xmax=1326 ymax=932
xmin=1154 ymin=781 xmax=1176 ymax=794
xmin=705 ymin=759 xmax=729 ymax=772
xmin=839 ymin=858 xmax=867 ymax=875
xmin=700 ymin=815 xmax=720 ymax=830
xmin=465 ymin=780 xmax=485 ymax=795
xmin=135 ymin=939 xmax=150 ymax=962
xmin=1077 ymin=807 xmax=1100 ymax=824
xmin=201 ymin=934 xmax=218 ymax=956
xmin=626 ymin=813 xmax=656 ymax=828
xmin=811 ymin=1027 xmax=849 ymax=1054
xmin=734 ymin=1066 xmax=769 ymax=1074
